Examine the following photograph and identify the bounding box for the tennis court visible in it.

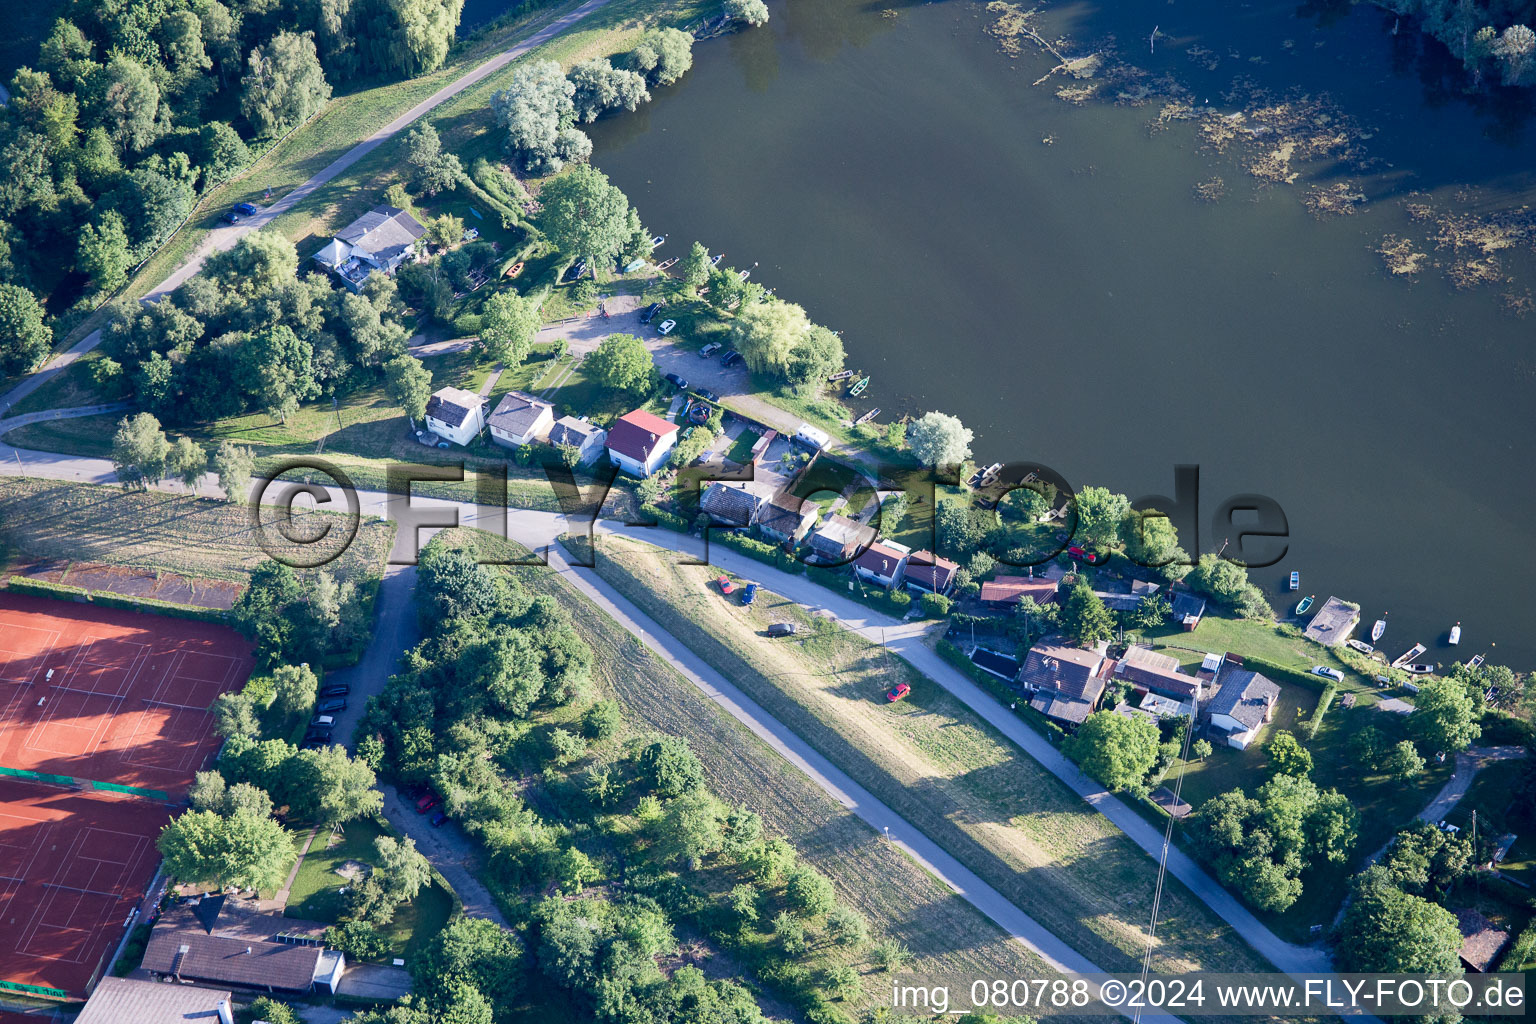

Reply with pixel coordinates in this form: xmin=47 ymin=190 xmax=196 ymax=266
xmin=0 ymin=595 xmax=252 ymax=997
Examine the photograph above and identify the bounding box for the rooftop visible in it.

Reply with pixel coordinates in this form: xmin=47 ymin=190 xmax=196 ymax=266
xmin=1117 ymin=645 xmax=1200 ymax=699
xmin=75 ymin=977 xmax=234 ymax=1024
xmin=1206 ymin=668 xmax=1280 ymax=731
xmin=904 ymin=550 xmax=959 ymax=592
xmin=1455 ymin=909 xmax=1509 ymax=972
xmin=1030 ymin=690 xmax=1095 ymax=725
xmin=757 ymin=494 xmax=815 ymax=536
xmin=700 ymin=482 xmax=764 ymax=526
xmin=1303 ymin=596 xmax=1361 ymax=646
xmin=424 ymin=387 xmax=483 ymax=428
xmin=487 ymin=391 xmax=553 ymax=437
xmin=854 ymin=541 xmax=909 ymax=578
xmin=1019 ymin=641 xmax=1106 ymax=701
xmin=606 ymin=409 xmax=679 ymax=463
xmin=979 ymin=574 xmax=1058 ymax=605
xmin=549 ymin=415 xmax=603 ymax=445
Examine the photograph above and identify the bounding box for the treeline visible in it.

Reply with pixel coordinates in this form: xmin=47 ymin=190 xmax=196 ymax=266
xmin=1377 ymin=1 xmax=1536 ymax=86
xmin=355 ymin=535 xmax=900 ymax=1023
xmin=0 ymin=0 xmax=467 ymax=371
xmin=98 ymin=228 xmax=411 ymax=424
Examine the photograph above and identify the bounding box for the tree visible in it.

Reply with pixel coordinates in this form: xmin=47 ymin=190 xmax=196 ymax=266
xmin=652 ymin=789 xmax=723 ymax=867
xmin=1407 ymin=678 xmax=1481 ymax=754
xmin=361 ymin=0 xmax=464 ymax=78
xmin=242 ymin=31 xmax=332 ymax=137
xmin=374 ymin=835 xmax=431 ymax=905
xmin=427 ymin=213 xmax=464 ymax=251
xmin=213 ymin=440 xmax=255 ymax=502
xmin=1121 ymin=508 xmax=1186 ymax=568
xmin=1266 ymin=732 xmax=1313 ymax=779
xmin=1493 ymin=24 xmax=1536 ymax=86
xmin=1384 ymin=739 xmax=1426 ymax=781
xmin=1350 ymin=724 xmax=1386 ymax=769
xmin=628 ymin=28 xmax=694 ymax=86
xmin=1305 ymin=789 xmax=1360 ymax=865
xmin=585 ymin=333 xmax=655 ymax=395
xmin=246 ymin=998 xmax=301 ymax=1024
xmin=1066 ymin=711 xmax=1160 ymax=794
xmin=477 ymin=290 xmax=541 ymax=364
xmin=1192 ymin=738 xmax=1213 ymax=761
xmin=77 ymin=212 xmax=133 ymax=294
xmin=785 ymin=867 xmax=836 ymax=917
xmin=581 ymin=700 xmax=622 ymax=741
xmin=1072 ymin=486 xmax=1131 ymax=548
xmin=1336 ymin=866 xmax=1463 ymax=973
xmin=729 ymin=299 xmax=809 ymax=376
xmin=638 ymin=736 xmax=704 ymax=797
xmin=195 ymin=121 xmax=250 ymax=188
xmin=0 ymin=284 xmax=52 ymax=374
xmin=166 ymin=436 xmax=207 ymax=491
xmin=567 ymin=59 xmax=649 ymax=123
xmin=1059 ymin=581 xmax=1115 ymax=646
xmin=906 ymin=410 xmax=973 ymax=467
xmin=203 ymin=229 xmax=298 ymax=297
xmin=157 ymin=808 xmax=294 ymax=892
xmin=385 ymin=354 xmax=433 ymax=422
xmin=677 ymin=241 xmax=711 ymax=290
xmin=784 ymin=324 xmax=845 ymax=392
xmin=100 ymin=53 xmax=161 ymax=152
xmin=413 ymin=917 xmax=521 ymax=1012
xmin=724 ymin=0 xmax=771 ymax=26
xmin=1381 ymin=820 xmax=1473 ymax=897
xmin=271 ymin=663 xmax=319 ymax=717
xmin=826 ymin=903 xmax=869 ymax=947
xmin=403 ymin=122 xmax=462 ymax=196
xmin=490 ymin=60 xmax=587 ymax=174
xmin=538 ymin=165 xmax=633 ymax=266
xmin=290 ymin=745 xmax=383 ymax=825
xmin=111 ymin=412 xmax=171 ymax=488
xmin=213 ymin=691 xmax=261 ymax=741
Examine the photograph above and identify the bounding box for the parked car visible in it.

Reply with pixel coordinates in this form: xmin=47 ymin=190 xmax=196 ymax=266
xmin=311 ymin=714 xmax=335 ymax=728
xmin=700 ymin=342 xmax=722 ymax=358
xmin=431 ymin=811 xmax=449 ymax=827
xmin=720 ymin=350 xmax=744 ymax=367
xmin=693 ymin=388 xmax=719 ymax=403
xmin=319 ymin=684 xmax=350 ymax=698
xmin=640 ymin=302 xmax=661 ymax=324
xmin=300 ymin=738 xmax=327 ymax=750
xmin=886 ymin=683 xmax=912 ymax=702
xmin=664 ymin=372 xmax=689 ymax=390
xmin=302 ymin=731 xmax=331 ymax=745
xmin=740 ymin=583 xmax=758 ymax=606
xmin=767 ymin=622 xmax=798 ymax=637
xmin=716 ymin=575 xmax=735 ymax=595
xmin=317 ymin=698 xmax=347 ymax=713
xmin=416 ymin=793 xmax=439 ymax=813
xmin=235 ymin=202 xmax=259 ymax=216
xmin=1311 ymin=665 xmax=1344 ymax=682
xmin=221 ymin=209 xmax=242 ymax=224
xmin=657 ymin=319 xmax=677 ymax=335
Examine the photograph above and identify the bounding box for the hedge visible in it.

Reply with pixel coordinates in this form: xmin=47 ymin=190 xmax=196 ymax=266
xmin=1479 ymin=707 xmax=1534 ymax=746
xmin=1239 ymin=655 xmax=1340 ymax=738
xmin=2 ymin=576 xmax=231 ymax=625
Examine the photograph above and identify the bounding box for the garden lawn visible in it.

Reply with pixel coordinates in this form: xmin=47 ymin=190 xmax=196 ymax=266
xmin=285 ymin=816 xmax=455 ymax=960
xmin=1144 ymin=612 xmax=1380 ymax=702
xmin=584 ymin=534 xmax=1277 ymax=977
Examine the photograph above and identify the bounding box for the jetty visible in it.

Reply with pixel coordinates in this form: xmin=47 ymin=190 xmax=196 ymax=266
xmin=1301 ymin=596 xmax=1361 ymax=647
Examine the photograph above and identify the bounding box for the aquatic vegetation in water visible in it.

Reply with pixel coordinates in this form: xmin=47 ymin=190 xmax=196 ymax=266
xmin=1377 ymin=235 xmax=1428 ymax=276
xmin=1193 ymin=177 xmax=1226 ymax=203
xmin=985 ymin=1 xmax=1038 ymax=59
xmin=1304 ymin=182 xmax=1367 ymax=217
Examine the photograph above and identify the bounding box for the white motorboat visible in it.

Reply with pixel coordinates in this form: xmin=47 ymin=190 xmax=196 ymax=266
xmin=1448 ymin=622 xmax=1461 ymax=645
xmin=1371 ymin=614 xmax=1387 ymax=642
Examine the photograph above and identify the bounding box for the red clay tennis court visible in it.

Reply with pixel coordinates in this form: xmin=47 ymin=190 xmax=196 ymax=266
xmin=0 ymin=594 xmax=252 ymax=997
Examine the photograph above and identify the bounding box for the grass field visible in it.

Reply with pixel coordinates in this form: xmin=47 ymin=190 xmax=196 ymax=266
xmin=0 ymin=477 xmax=392 ymax=585
xmin=585 ymin=535 xmax=1276 ymax=977
xmin=285 ymin=816 xmax=456 ymax=961
xmin=434 ymin=531 xmax=1067 ymax=1007
xmin=1144 ymin=614 xmax=1378 ymax=700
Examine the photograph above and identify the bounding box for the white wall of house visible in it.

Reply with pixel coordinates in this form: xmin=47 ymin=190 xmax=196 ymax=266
xmin=1211 ymin=716 xmax=1263 ymax=749
xmin=608 ymin=435 xmax=676 ymax=477
xmin=427 ymin=405 xmax=485 ymax=447
xmin=855 ymin=560 xmax=906 ymax=589
xmin=489 ymin=408 xmax=554 ymax=448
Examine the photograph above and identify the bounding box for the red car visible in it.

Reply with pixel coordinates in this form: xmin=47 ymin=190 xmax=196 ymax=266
xmin=716 ymin=575 xmax=735 ymax=595
xmin=416 ymin=793 xmax=439 ymax=813
xmin=886 ymin=683 xmax=911 ymax=702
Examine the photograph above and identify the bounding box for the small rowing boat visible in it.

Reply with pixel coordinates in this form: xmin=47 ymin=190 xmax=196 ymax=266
xmin=852 ymin=407 xmax=880 ymax=427
xmin=1448 ymin=621 xmax=1461 ymax=645
xmin=1404 ymin=663 xmax=1437 ymax=675
xmin=1294 ymin=594 xmax=1314 ymax=616
xmin=1288 ymin=570 xmax=1300 ymax=591
xmin=848 ymin=376 xmax=869 ymax=397
xmin=826 ymin=370 xmax=854 ymax=383
xmin=1345 ymin=638 xmax=1375 ymax=655
xmin=738 ymin=269 xmax=751 ymax=280
xmin=656 ymin=257 xmax=677 ymax=270
xmin=1391 ymin=642 xmax=1426 ymax=669
xmin=504 ymin=261 xmax=525 ymax=278
xmin=1465 ymin=653 xmax=1485 ymax=670
xmin=1371 ymin=614 xmax=1387 ymax=642
xmin=650 ymin=235 xmax=666 ymax=250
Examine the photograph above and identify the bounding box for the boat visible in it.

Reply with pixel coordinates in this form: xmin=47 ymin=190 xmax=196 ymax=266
xmin=1345 ymin=638 xmax=1375 ymax=655
xmin=1391 ymin=642 xmax=1427 ymax=669
xmin=1403 ymin=663 xmax=1437 ymax=675
xmin=504 ymin=261 xmax=525 ymax=278
xmin=848 ymin=376 xmax=870 ymax=397
xmin=711 ymin=253 xmax=724 ymax=266
xmin=656 ymin=257 xmax=677 ymax=270
xmin=1465 ymin=653 xmax=1485 ymax=670
xmin=1288 ymin=570 xmax=1300 ymax=591
xmin=1371 ymin=614 xmax=1387 ymax=642
xmin=650 ymin=235 xmax=666 ymax=250
xmin=852 ymin=407 xmax=880 ymax=427
xmin=826 ymin=369 xmax=855 ymax=383
xmin=1448 ymin=622 xmax=1461 ymax=645
xmin=738 ymin=269 xmax=751 ymax=280
xmin=1294 ymin=594 xmax=1315 ymax=616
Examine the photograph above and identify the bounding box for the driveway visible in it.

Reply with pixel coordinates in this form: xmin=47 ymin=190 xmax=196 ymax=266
xmin=321 ymin=563 xmax=420 ymax=748
xmin=336 ymin=963 xmax=412 ymax=1000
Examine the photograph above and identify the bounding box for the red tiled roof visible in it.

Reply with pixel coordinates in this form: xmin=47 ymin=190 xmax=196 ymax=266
xmin=905 ymin=550 xmax=959 ymax=591
xmin=606 ymin=409 xmax=678 ymax=463
xmin=979 ymin=575 xmax=1058 ymax=605
xmin=854 ymin=542 xmax=907 ymax=579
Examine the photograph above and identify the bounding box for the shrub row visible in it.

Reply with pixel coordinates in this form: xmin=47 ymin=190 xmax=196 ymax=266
xmin=2 ymin=576 xmax=231 ymax=625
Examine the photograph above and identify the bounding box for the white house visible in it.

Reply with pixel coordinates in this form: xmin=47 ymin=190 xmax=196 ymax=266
xmin=605 ymin=409 xmax=679 ymax=477
xmin=310 ymin=206 xmax=425 ymax=291
xmin=487 ymin=391 xmax=554 ymax=449
xmin=424 ymin=387 xmax=486 ymax=447
xmin=1206 ymin=668 xmax=1280 ymax=749
xmin=853 ymin=540 xmax=911 ymax=589
xmin=548 ymin=415 xmax=607 ymax=465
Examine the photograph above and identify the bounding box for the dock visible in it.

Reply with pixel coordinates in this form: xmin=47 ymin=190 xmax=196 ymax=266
xmin=1301 ymin=596 xmax=1361 ymax=647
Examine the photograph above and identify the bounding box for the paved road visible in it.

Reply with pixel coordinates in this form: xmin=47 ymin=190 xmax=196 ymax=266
xmin=0 ymin=0 xmax=618 ymax=416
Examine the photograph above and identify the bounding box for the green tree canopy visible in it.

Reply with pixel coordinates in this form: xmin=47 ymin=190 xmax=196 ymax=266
xmin=1067 ymin=710 xmax=1160 ymax=794
xmin=627 ymin=27 xmax=694 ymax=86
xmin=490 ymin=60 xmax=588 ymax=174
xmin=568 ymin=58 xmax=649 ymax=123
xmin=157 ymin=808 xmax=294 ymax=892
xmin=477 ymin=289 xmax=541 ymax=364
xmin=585 ymin=332 xmax=655 ymax=395
xmin=1336 ymin=866 xmax=1463 ymax=973
xmin=1406 ymin=678 xmax=1481 ymax=754
xmin=1265 ymin=731 xmax=1313 ymax=779
xmin=385 ymin=354 xmax=433 ymax=421
xmin=111 ymin=412 xmax=171 ymax=489
xmin=906 ymin=410 xmax=973 ymax=467
xmin=538 ymin=164 xmax=634 ymax=266
xmin=0 ymin=284 xmax=52 ymax=374
xmin=242 ymin=31 xmax=332 ymax=137
xmin=1059 ymin=581 xmax=1115 ymax=646
xmin=212 ymin=440 xmax=255 ymax=502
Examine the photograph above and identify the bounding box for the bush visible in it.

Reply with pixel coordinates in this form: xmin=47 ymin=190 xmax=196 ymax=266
xmin=452 ymin=313 xmax=483 ymax=337
xmin=919 ymin=591 xmax=952 ymax=618
xmin=324 ymin=920 xmax=390 ymax=961
xmin=581 ymin=699 xmax=622 ymax=741
xmin=888 ymin=589 xmax=911 ymax=609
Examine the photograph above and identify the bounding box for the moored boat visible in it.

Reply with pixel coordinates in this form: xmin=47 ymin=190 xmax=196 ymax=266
xmin=1345 ymin=638 xmax=1375 ymax=655
xmin=1448 ymin=622 xmax=1461 ymax=645
xmin=827 ymin=369 xmax=854 ymax=383
xmin=1289 ymin=570 xmax=1300 ymax=591
xmin=1391 ymin=642 xmax=1427 ymax=669
xmin=1403 ymin=663 xmax=1437 ymax=675
xmin=852 ymin=407 xmax=881 ymax=426
xmin=1465 ymin=653 xmax=1485 ymax=670
xmin=848 ymin=376 xmax=869 ymax=397
xmin=1295 ymin=594 xmax=1314 ymax=616
xmin=1371 ymin=614 xmax=1387 ymax=642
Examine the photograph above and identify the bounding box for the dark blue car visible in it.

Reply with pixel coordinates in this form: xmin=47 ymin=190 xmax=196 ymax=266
xmin=740 ymin=583 xmax=758 ymax=606
xmin=431 ymin=811 xmax=448 ymax=827
xmin=235 ymin=202 xmax=259 ymax=216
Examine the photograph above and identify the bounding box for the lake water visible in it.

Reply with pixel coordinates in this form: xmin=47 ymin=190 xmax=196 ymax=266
xmin=586 ymin=0 xmax=1536 ymax=669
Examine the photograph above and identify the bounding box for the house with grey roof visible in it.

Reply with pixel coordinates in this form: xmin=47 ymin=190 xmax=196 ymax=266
xmin=1116 ymin=645 xmax=1201 ymax=702
xmin=77 ymin=977 xmax=234 ymax=1024
xmin=548 ymin=415 xmax=607 ymax=465
xmin=141 ymin=903 xmax=345 ymax=995
xmin=700 ymin=482 xmax=766 ymax=527
xmin=487 ymin=391 xmax=555 ymax=449
xmin=806 ymin=514 xmax=875 ymax=564
xmin=1021 ymin=640 xmax=1109 ymax=730
xmin=756 ymin=494 xmax=818 ymax=545
xmin=853 ymin=540 xmax=911 ymax=589
xmin=1205 ymin=668 xmax=1280 ymax=749
xmin=1169 ymin=590 xmax=1207 ymax=630
xmin=311 ymin=205 xmax=426 ymax=291
xmin=424 ymin=386 xmax=486 ymax=447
